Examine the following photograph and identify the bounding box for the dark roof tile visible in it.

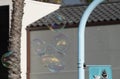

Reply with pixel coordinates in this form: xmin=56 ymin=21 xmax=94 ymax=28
xmin=27 ymin=2 xmax=120 ymax=29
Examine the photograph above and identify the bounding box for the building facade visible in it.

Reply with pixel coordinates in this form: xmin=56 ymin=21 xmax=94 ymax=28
xmin=26 ymin=1 xmax=120 ymax=79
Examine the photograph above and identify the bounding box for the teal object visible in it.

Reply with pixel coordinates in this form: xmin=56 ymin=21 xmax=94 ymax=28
xmin=78 ymin=0 xmax=105 ymax=79
xmin=89 ymin=65 xmax=112 ymax=79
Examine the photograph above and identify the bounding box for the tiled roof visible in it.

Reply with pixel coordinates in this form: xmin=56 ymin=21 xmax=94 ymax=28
xmin=27 ymin=2 xmax=120 ymax=30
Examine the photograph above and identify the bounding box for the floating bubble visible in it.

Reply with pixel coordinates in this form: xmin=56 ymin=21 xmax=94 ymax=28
xmin=41 ymin=45 xmax=64 ymax=72
xmin=41 ymin=55 xmax=64 ymax=72
xmin=47 ymin=13 xmax=66 ymax=32
xmin=47 ymin=57 xmax=64 ymax=72
xmin=51 ymin=33 xmax=70 ymax=55
xmin=1 ymin=51 xmax=13 ymax=68
xmin=32 ymin=39 xmax=46 ymax=56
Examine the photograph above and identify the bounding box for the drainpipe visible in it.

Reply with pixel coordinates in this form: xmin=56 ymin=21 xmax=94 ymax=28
xmin=78 ymin=0 xmax=105 ymax=79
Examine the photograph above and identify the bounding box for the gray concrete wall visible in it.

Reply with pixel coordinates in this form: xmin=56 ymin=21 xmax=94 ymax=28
xmin=30 ymin=24 xmax=120 ymax=79
xmin=85 ymin=24 xmax=120 ymax=79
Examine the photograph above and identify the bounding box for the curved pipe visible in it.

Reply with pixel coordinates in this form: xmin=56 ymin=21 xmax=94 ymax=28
xmin=78 ymin=0 xmax=105 ymax=79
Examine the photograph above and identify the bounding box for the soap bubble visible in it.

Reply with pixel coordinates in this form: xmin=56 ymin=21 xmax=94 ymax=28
xmin=41 ymin=45 xmax=64 ymax=72
xmin=1 ymin=51 xmax=13 ymax=68
xmin=47 ymin=13 xmax=66 ymax=32
xmin=41 ymin=55 xmax=64 ymax=72
xmin=47 ymin=57 xmax=64 ymax=72
xmin=51 ymin=33 xmax=70 ymax=55
xmin=32 ymin=39 xmax=46 ymax=56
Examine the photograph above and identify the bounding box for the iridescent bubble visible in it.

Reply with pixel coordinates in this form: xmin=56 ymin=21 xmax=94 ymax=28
xmin=32 ymin=39 xmax=46 ymax=56
xmin=1 ymin=51 xmax=13 ymax=68
xmin=47 ymin=57 xmax=64 ymax=72
xmin=47 ymin=13 xmax=66 ymax=32
xmin=52 ymin=33 xmax=70 ymax=55
xmin=41 ymin=45 xmax=64 ymax=72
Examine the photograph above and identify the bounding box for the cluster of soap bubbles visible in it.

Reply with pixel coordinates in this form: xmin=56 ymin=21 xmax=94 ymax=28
xmin=32 ymin=33 xmax=69 ymax=72
xmin=32 ymin=13 xmax=70 ymax=72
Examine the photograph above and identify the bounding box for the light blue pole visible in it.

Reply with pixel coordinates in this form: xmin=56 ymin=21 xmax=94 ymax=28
xmin=78 ymin=0 xmax=105 ymax=79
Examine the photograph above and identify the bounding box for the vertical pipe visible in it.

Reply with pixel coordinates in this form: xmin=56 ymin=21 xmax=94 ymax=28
xmin=78 ymin=0 xmax=104 ymax=79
